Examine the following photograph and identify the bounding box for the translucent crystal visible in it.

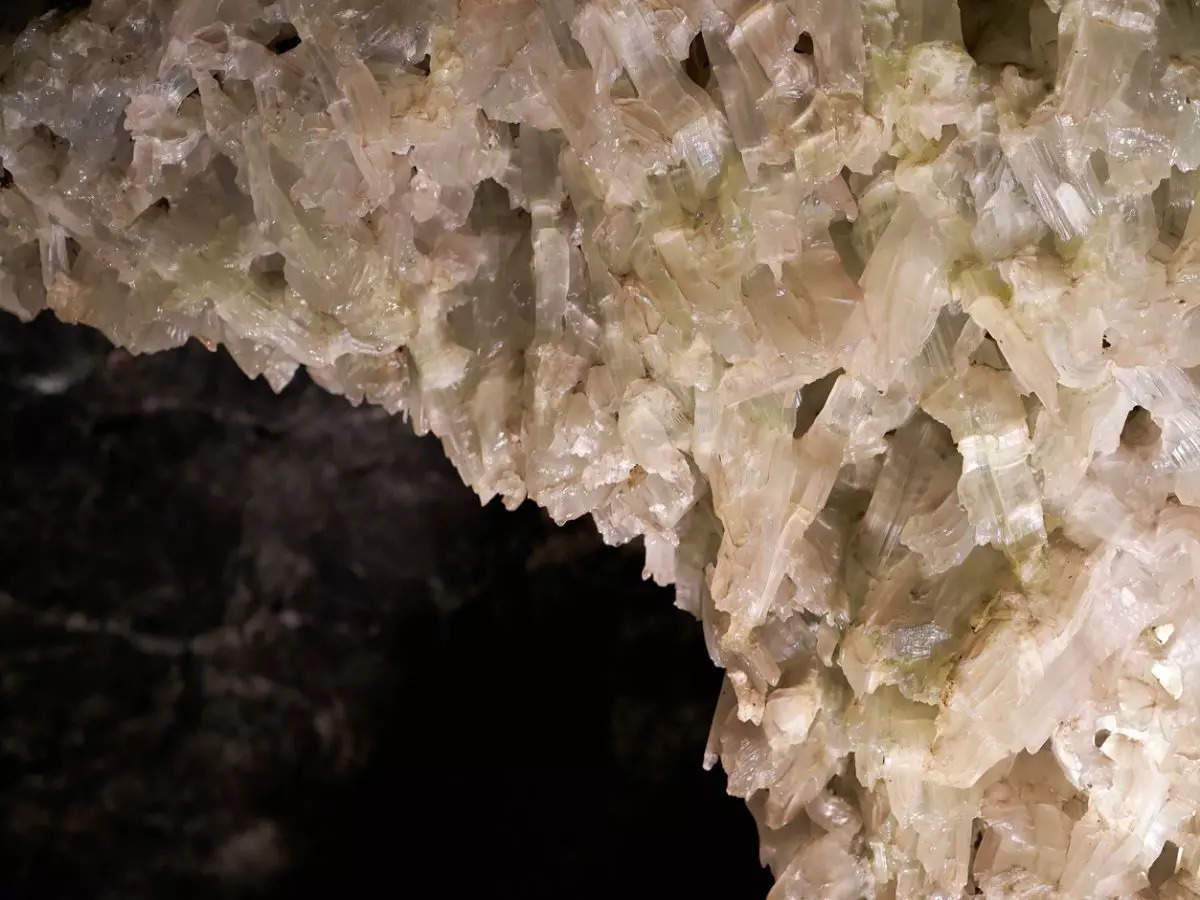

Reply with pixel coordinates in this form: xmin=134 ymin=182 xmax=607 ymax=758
xmin=6 ymin=0 xmax=1200 ymax=896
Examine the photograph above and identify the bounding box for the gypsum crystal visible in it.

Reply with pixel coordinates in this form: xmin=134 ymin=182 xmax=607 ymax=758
xmin=6 ymin=0 xmax=1200 ymax=896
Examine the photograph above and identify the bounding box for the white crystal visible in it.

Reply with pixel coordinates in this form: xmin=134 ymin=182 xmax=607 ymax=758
xmin=6 ymin=0 xmax=1200 ymax=896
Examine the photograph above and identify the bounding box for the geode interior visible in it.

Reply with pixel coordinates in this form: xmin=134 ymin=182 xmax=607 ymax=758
xmin=4 ymin=1 xmax=1200 ymax=897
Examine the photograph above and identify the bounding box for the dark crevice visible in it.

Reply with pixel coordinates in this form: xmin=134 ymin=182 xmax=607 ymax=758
xmin=0 ymin=167 xmax=11 ymax=189
xmin=959 ymin=0 xmax=1037 ymax=68
xmin=267 ymin=24 xmax=301 ymax=55
xmin=32 ymin=123 xmax=69 ymax=154
xmin=468 ymin=177 xmax=516 ymax=229
xmin=1149 ymin=840 xmax=1180 ymax=889
xmin=794 ymin=31 xmax=814 ymax=55
xmin=2 ymin=0 xmax=89 ymax=34
xmin=1121 ymin=405 xmax=1160 ymax=449
xmin=970 ymin=330 xmax=1008 ymax=371
xmin=1153 ymin=169 xmax=1198 ymax=251
xmin=414 ymin=54 xmax=431 ymax=76
xmin=64 ymin=236 xmax=81 ymax=269
xmin=684 ymin=33 xmax=710 ymax=90
xmin=250 ymin=253 xmax=287 ymax=292
xmin=829 ymin=218 xmax=862 ymax=280
xmin=795 ymin=369 xmax=843 ymax=438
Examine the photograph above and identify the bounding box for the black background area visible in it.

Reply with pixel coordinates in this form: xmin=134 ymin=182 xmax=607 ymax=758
xmin=0 ymin=310 xmax=769 ymax=899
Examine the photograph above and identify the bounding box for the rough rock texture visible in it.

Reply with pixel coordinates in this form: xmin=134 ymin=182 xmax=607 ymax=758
xmin=5 ymin=0 xmax=1200 ymax=897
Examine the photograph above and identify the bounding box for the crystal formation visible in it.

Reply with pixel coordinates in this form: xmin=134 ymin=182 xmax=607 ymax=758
xmin=4 ymin=1 xmax=1200 ymax=897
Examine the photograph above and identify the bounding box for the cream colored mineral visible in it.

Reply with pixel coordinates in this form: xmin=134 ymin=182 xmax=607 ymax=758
xmin=4 ymin=1 xmax=1200 ymax=896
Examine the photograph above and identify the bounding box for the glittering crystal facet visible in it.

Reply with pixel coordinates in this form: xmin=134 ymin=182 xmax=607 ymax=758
xmin=5 ymin=0 xmax=1200 ymax=896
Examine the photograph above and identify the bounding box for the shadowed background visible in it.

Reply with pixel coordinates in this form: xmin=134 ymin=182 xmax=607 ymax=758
xmin=0 ymin=311 xmax=769 ymax=899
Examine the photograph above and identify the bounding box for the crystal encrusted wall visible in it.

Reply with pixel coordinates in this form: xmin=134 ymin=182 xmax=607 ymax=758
xmin=4 ymin=1 xmax=1200 ymax=897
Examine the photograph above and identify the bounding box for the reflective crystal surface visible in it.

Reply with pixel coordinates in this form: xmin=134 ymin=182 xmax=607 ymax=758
xmin=5 ymin=1 xmax=1200 ymax=896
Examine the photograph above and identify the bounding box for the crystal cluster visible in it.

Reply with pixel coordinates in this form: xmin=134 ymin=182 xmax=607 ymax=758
xmin=5 ymin=0 xmax=1200 ymax=896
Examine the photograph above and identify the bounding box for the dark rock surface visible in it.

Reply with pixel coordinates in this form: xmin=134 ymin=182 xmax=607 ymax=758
xmin=0 ymin=311 xmax=770 ymax=899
